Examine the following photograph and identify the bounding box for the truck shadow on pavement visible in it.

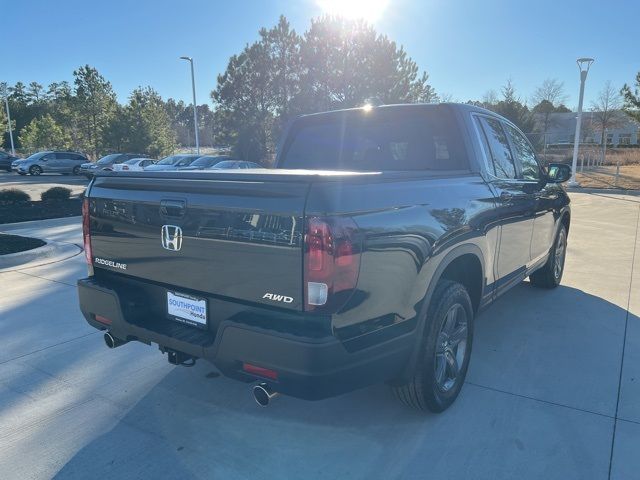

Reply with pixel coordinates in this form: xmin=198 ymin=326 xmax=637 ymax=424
xmin=46 ymin=282 xmax=635 ymax=480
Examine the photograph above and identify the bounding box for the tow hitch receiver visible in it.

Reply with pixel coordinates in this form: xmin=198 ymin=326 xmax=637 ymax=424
xmin=161 ymin=347 xmax=197 ymax=367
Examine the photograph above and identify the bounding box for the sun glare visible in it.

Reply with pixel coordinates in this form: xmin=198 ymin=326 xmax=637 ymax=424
xmin=316 ymin=0 xmax=390 ymax=23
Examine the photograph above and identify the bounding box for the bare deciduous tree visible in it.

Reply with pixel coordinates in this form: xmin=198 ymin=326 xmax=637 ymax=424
xmin=439 ymin=92 xmax=455 ymax=103
xmin=590 ymin=80 xmax=624 ymax=164
xmin=531 ymin=79 xmax=568 ymax=146
xmin=481 ymin=89 xmax=498 ymax=106
xmin=531 ymin=78 xmax=568 ymax=108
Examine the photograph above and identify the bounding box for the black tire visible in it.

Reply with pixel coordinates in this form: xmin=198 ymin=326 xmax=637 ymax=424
xmin=72 ymin=166 xmax=81 ymax=175
xmin=529 ymin=225 xmax=567 ymax=289
xmin=29 ymin=165 xmax=42 ymax=176
xmin=393 ymin=280 xmax=474 ymax=413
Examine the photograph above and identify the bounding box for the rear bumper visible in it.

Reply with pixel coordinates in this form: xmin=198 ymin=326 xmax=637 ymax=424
xmin=77 ymin=277 xmax=414 ymax=400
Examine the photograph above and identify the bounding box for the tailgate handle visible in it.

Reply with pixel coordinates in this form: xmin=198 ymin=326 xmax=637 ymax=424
xmin=160 ymin=199 xmax=186 ymax=217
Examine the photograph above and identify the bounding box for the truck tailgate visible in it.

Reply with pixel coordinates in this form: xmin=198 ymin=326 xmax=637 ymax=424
xmin=88 ymin=175 xmax=308 ymax=311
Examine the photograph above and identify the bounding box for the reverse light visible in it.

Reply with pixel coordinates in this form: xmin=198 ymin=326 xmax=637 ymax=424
xmin=304 ymin=216 xmax=360 ymax=311
xmin=82 ymin=198 xmax=93 ymax=273
xmin=307 ymin=282 xmax=329 ymax=306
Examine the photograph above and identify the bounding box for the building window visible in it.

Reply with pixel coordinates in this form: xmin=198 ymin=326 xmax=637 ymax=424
xmin=619 ymin=134 xmax=632 ymax=145
xmin=606 ymin=133 xmax=614 ymax=145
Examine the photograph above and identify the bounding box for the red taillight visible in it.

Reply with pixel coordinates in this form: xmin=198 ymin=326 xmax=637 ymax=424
xmin=304 ymin=217 xmax=360 ymax=311
xmin=122 ymin=165 xmax=129 ymax=170
xmin=243 ymin=363 xmax=278 ymax=380
xmin=82 ymin=198 xmax=92 ymax=267
xmin=307 ymin=219 xmax=329 ymax=272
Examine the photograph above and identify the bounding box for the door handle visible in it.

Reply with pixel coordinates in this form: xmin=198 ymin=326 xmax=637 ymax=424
xmin=160 ymin=199 xmax=186 ymax=218
xmin=499 ymin=191 xmax=513 ymax=202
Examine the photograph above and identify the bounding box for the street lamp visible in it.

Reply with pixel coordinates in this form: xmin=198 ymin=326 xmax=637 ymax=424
xmin=179 ymin=56 xmax=200 ymax=154
xmin=568 ymin=57 xmax=594 ymax=186
xmin=1 ymin=84 xmax=15 ymax=156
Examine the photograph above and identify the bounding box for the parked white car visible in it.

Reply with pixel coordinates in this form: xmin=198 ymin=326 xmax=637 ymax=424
xmin=112 ymin=158 xmax=156 ymax=172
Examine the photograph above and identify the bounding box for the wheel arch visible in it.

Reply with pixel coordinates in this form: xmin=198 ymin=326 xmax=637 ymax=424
xmin=560 ymin=209 xmax=571 ymax=234
xmin=396 ymin=243 xmax=486 ymax=383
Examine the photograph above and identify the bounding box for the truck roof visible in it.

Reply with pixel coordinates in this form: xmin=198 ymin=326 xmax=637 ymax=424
xmin=297 ymin=102 xmax=500 ymax=120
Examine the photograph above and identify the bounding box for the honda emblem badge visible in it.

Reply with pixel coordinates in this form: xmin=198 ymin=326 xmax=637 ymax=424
xmin=161 ymin=225 xmax=183 ymax=251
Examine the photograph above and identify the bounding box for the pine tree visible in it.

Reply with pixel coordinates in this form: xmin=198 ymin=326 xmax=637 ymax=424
xmin=211 ymin=15 xmax=437 ymax=162
xmin=116 ymin=87 xmax=176 ymax=158
xmin=485 ymin=80 xmax=535 ymax=133
xmin=73 ymin=65 xmax=118 ymax=158
xmin=19 ymin=114 xmax=72 ymax=151
xmin=621 ymin=72 xmax=640 ymax=122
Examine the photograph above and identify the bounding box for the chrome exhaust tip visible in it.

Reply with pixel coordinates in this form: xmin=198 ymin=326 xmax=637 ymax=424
xmin=252 ymin=383 xmax=279 ymax=407
xmin=104 ymin=331 xmax=127 ymax=349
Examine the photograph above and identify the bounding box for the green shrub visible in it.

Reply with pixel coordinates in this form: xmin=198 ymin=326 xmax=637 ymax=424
xmin=41 ymin=187 xmax=72 ymax=202
xmin=0 ymin=189 xmax=31 ymax=205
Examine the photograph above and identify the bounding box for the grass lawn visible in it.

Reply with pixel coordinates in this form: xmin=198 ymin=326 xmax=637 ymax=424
xmin=0 ymin=234 xmax=46 ymax=255
xmin=576 ymin=164 xmax=640 ymax=190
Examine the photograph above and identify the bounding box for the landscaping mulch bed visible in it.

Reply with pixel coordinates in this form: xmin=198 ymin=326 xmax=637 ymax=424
xmin=0 ymin=199 xmax=82 ymax=224
xmin=0 ymin=234 xmax=46 ymax=255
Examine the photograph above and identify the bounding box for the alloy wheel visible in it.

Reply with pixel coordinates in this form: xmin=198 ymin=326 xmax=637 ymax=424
xmin=554 ymin=230 xmax=566 ymax=280
xmin=434 ymin=303 xmax=468 ymax=392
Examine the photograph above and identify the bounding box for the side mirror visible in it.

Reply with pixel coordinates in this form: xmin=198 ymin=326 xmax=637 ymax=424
xmin=547 ymin=163 xmax=571 ymax=183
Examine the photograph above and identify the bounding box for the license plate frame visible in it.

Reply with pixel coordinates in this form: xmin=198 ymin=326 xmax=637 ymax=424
xmin=167 ymin=290 xmax=207 ymax=329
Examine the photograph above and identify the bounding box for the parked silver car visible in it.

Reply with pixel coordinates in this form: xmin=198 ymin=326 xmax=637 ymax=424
xmin=79 ymin=153 xmax=144 ymax=178
xmin=143 ymin=154 xmax=201 ymax=172
xmin=177 ymin=155 xmax=234 ymax=170
xmin=208 ymin=160 xmax=262 ymax=169
xmin=112 ymin=158 xmax=156 ymax=172
xmin=14 ymin=151 xmax=88 ymax=176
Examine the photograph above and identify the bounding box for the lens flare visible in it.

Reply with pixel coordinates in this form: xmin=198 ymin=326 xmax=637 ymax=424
xmin=316 ymin=0 xmax=390 ymax=23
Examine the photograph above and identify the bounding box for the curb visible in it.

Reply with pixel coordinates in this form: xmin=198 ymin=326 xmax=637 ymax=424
xmin=0 ymin=215 xmax=82 ymax=230
xmin=0 ymin=241 xmax=82 ymax=271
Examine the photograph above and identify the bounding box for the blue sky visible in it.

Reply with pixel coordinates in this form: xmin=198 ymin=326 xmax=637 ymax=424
xmin=3 ymin=0 xmax=638 ymax=109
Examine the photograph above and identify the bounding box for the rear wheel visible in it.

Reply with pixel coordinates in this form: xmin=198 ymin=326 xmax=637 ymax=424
xmin=530 ymin=226 xmax=567 ymax=289
xmin=29 ymin=165 xmax=42 ymax=176
xmin=393 ymin=280 xmax=474 ymax=413
xmin=72 ymin=166 xmax=81 ymax=175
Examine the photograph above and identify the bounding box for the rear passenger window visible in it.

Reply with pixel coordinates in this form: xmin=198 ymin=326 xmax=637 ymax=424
xmin=504 ymin=123 xmax=540 ymax=181
xmin=477 ymin=117 xmax=516 ymax=179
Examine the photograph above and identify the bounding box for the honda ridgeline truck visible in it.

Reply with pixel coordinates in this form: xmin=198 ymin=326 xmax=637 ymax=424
xmin=77 ymin=103 xmax=571 ymax=412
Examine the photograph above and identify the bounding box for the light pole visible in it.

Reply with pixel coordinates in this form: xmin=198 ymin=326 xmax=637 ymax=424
xmin=568 ymin=57 xmax=594 ymax=186
xmin=180 ymin=56 xmax=200 ymax=154
xmin=1 ymin=84 xmax=15 ymax=156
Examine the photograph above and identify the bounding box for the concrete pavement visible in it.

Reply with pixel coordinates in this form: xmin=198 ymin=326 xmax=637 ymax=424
xmin=0 ymin=192 xmax=638 ymax=479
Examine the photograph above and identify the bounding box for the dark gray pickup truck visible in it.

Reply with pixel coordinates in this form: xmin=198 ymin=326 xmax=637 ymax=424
xmin=77 ymin=103 xmax=571 ymax=412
